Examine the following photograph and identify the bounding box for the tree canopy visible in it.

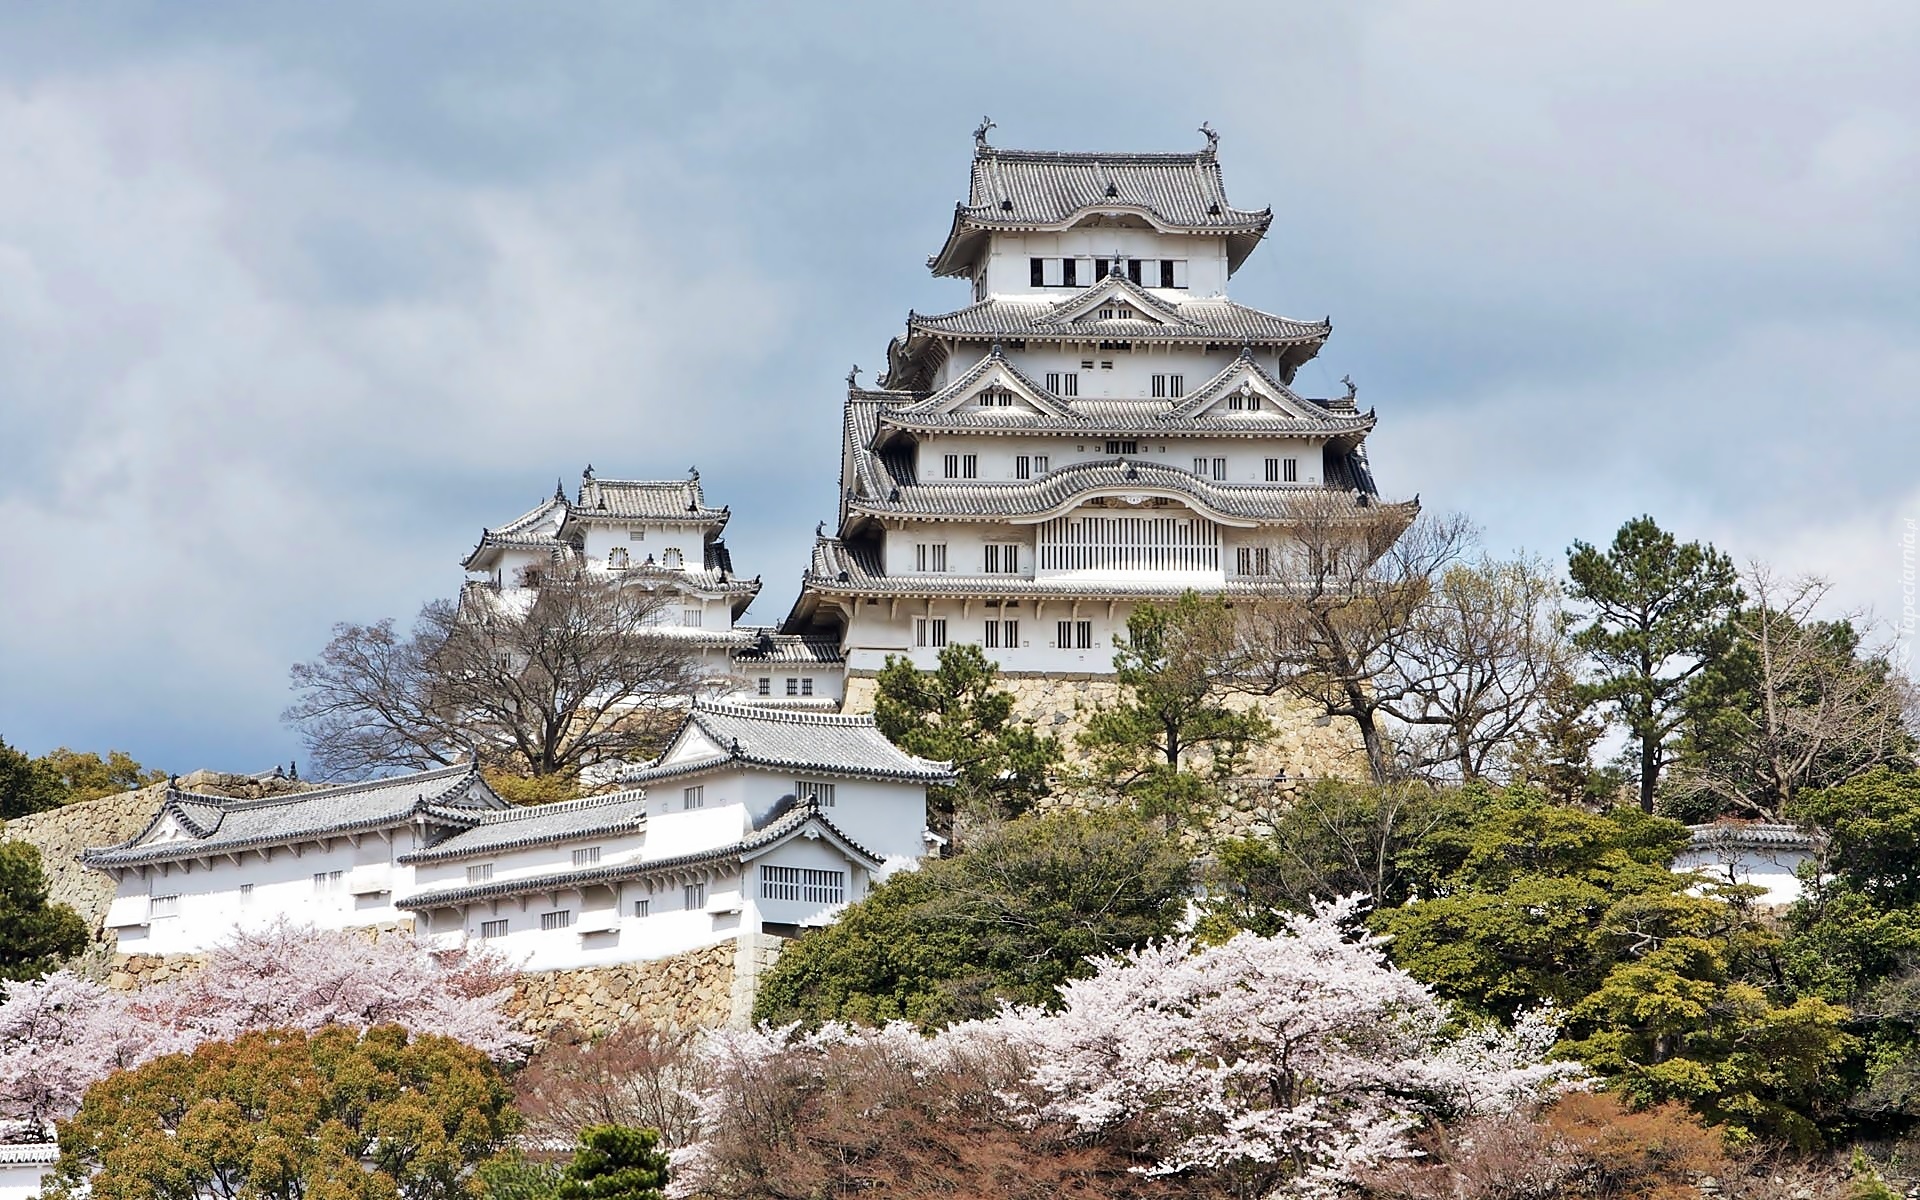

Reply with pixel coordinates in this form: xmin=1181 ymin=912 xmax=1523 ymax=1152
xmin=753 ymin=808 xmax=1191 ymax=1028
xmin=873 ymin=643 xmax=1060 ymax=829
xmin=47 ymin=1025 xmax=518 ymax=1200
xmin=0 ymin=840 xmax=87 ymax=982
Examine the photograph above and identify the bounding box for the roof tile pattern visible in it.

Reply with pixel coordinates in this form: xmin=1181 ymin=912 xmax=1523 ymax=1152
xmin=401 ymin=789 xmax=650 ymax=864
xmin=623 ymin=702 xmax=953 ymax=787
xmin=85 ymin=765 xmax=505 ymax=868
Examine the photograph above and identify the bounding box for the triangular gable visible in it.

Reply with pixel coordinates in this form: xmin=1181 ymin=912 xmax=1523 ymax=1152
xmin=662 ymin=721 xmax=727 ymax=765
xmin=739 ymin=811 xmax=885 ymax=871
xmin=1034 ymin=275 xmax=1199 ymax=330
xmin=897 ymin=349 xmax=1077 ymax=421
xmin=1170 ymin=351 xmax=1341 ymax=423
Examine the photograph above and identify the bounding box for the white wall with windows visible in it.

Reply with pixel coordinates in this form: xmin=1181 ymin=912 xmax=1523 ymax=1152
xmin=980 ymin=229 xmax=1231 ymax=298
xmin=101 ymin=827 xmax=424 ymax=957
xmin=911 ymin=433 xmax=1324 ymax=486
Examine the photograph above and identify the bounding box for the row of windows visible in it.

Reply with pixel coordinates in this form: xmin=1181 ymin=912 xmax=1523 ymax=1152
xmin=912 ymin=542 xmax=1023 ymax=575
xmin=606 ymin=546 xmax=686 ymax=568
xmin=914 ymin=617 xmax=1096 ymax=651
xmin=761 ymin=866 xmax=847 ymax=905
xmin=942 ymin=453 xmax=978 ymax=479
xmin=1150 ymin=373 xmax=1186 ymax=399
xmin=1028 ymin=257 xmax=1190 ymax=289
xmin=756 ymin=676 xmax=817 ymax=696
xmin=935 ymin=447 xmax=1300 ymax=480
xmin=477 ymin=882 xmax=713 ymax=940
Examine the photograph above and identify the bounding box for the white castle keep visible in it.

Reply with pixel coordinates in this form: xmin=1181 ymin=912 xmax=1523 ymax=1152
xmin=82 ymin=126 xmax=1399 ymax=981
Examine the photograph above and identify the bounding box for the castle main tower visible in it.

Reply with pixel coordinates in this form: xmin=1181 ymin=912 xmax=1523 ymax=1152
xmin=784 ymin=125 xmax=1397 ymax=743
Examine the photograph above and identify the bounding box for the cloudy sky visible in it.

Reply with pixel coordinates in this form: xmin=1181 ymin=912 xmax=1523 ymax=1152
xmin=1 ymin=2 xmax=1915 ymax=775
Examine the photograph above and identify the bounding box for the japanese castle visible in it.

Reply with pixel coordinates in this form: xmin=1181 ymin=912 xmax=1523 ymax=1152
xmin=81 ymin=125 xmax=1398 ymax=998
xmin=780 ymin=123 xmax=1389 ymax=678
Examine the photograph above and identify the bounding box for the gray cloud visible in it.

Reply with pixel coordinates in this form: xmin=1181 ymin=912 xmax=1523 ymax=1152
xmin=0 ymin=2 xmax=1914 ymax=771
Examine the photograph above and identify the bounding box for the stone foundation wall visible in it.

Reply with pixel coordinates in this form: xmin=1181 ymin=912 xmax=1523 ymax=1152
xmin=507 ymin=939 xmax=740 ymax=1036
xmin=105 ymin=951 xmax=209 ymax=990
xmin=842 ymin=673 xmax=1369 ymax=784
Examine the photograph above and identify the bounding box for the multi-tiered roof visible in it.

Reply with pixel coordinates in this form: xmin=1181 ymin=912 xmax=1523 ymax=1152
xmin=785 ymin=128 xmax=1408 ymax=633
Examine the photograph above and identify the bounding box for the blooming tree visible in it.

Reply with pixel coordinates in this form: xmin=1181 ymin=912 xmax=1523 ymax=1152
xmin=0 ymin=918 xmax=525 ymax=1138
xmin=671 ymin=896 xmax=1578 ymax=1199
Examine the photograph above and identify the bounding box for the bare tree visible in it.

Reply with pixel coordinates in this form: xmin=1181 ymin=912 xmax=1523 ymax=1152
xmin=1230 ymin=495 xmax=1475 ymax=785
xmin=1386 ymin=555 xmax=1574 ymax=784
xmin=1668 ymin=565 xmax=1918 ymax=819
xmin=286 ymin=560 xmax=706 ymax=779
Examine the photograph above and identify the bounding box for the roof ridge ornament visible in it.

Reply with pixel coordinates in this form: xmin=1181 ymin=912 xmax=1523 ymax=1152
xmin=1199 ymin=121 xmax=1219 ymax=152
xmin=846 ymin=364 xmax=860 ymax=390
xmin=1342 ymin=374 xmax=1358 ymax=401
xmin=973 ymin=115 xmax=995 ymax=149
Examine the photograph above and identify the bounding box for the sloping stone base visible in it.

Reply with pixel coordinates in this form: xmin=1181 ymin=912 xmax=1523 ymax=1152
xmin=507 ymin=940 xmax=739 ymax=1036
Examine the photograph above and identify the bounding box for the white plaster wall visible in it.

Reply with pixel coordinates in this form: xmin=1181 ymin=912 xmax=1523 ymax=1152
xmin=434 ymin=870 xmax=746 ymax=973
xmin=984 ymin=230 xmax=1231 ymax=297
xmin=108 ymin=827 xmax=422 ymax=956
xmin=644 ymin=767 xmax=754 ymax=858
xmin=409 ymin=828 xmax=649 ymax=892
xmin=0 ymin=1157 xmax=56 ymax=1200
xmin=912 ymin=434 xmax=1324 ymax=485
xmin=1675 ymin=845 xmax=1812 ymax=907
xmin=843 ymin=598 xmax=1133 ymax=675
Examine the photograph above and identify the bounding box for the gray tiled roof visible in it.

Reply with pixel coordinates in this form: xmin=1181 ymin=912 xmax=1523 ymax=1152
xmin=931 ymin=143 xmax=1272 ymax=276
xmin=398 ymin=803 xmax=884 ymax=910
xmin=84 ymin=765 xmax=505 ymax=868
xmin=462 ymin=494 xmax=568 ymax=569
xmin=569 ymin=475 xmax=728 ymax=525
xmin=623 ymin=702 xmax=953 ymax=787
xmin=848 ymin=458 xmax=1368 ymax=524
xmin=729 ymin=629 xmax=845 ymax=666
xmin=875 ymin=348 xmax=1373 ymax=440
xmin=907 ymin=295 xmax=1328 ymax=345
xmin=1685 ymin=822 xmax=1817 ymax=852
xmin=400 ymin=789 xmax=650 ymax=864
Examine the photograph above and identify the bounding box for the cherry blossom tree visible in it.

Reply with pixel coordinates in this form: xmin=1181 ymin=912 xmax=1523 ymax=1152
xmin=671 ymin=897 xmax=1577 ymax=1199
xmin=0 ymin=918 xmax=525 ymax=1139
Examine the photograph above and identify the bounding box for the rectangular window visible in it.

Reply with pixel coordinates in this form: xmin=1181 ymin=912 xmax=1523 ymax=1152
xmin=629 ymin=530 xmax=645 ymax=541
xmin=1015 ymin=455 xmax=1030 ymax=480
xmin=1171 ymin=260 xmax=1189 ymax=288
xmin=681 ymin=609 xmax=702 ymax=627
xmin=962 ymin=454 xmax=978 ymax=479
xmin=1159 ymin=259 xmax=1176 ymax=288
xmin=982 ymin=543 xmax=1019 ymax=574
xmin=1080 ymin=360 xmax=1095 ymax=369
xmin=1061 ymin=258 xmax=1077 ymax=287
xmin=1029 ymin=257 xmax=1044 ymax=286
xmin=1042 ymin=257 xmax=1064 ymax=287
xmin=801 ymin=678 xmax=814 ymax=696
xmin=1265 ymin=457 xmax=1281 ymax=482
xmin=1044 ymin=372 xmax=1059 ymax=393
xmin=1057 ymin=620 xmax=1094 ymax=650
xmin=1033 ymin=454 xmax=1048 ymax=474
xmin=1169 ymin=375 xmax=1184 ymax=398
xmin=684 ymin=882 xmax=707 ymax=910
xmin=312 ymin=870 xmax=342 ymax=895
xmin=237 ymin=883 xmax=254 ymax=907
xmin=1237 ymin=546 xmax=1275 ymax=575
xmin=1195 ymin=456 xmax=1209 ymax=475
xmin=1105 ymin=440 xmax=1138 ymax=456
xmin=1061 ymin=372 xmax=1078 ymax=397
xmin=572 ymin=847 xmax=601 ymax=867
xmin=480 ymin=918 xmax=509 ymax=939
xmin=761 ymin=865 xmax=848 ymax=905
xmin=1093 ymin=258 xmax=1110 ymax=281
xmin=915 ymin=543 xmax=948 ymax=573
xmin=796 ymin=780 xmax=836 ymax=807
xmin=540 ymin=910 xmax=571 ymax=931
xmin=1152 ymin=374 xmax=1166 ymax=399
xmin=984 ymin=618 xmax=999 ymax=648
xmin=1284 ymin=457 xmax=1299 ymax=483
xmin=985 ymin=618 xmax=1019 ymax=649
xmin=943 ymin=453 xmax=960 ymax=479
xmin=757 ymin=677 xmax=771 ymax=696
xmin=632 ymin=899 xmax=649 ymax=918
xmin=1126 ymin=258 xmax=1143 ymax=284
xmin=466 ymin=863 xmax=494 ymax=884
xmin=149 ymin=894 xmax=180 ymax=919
xmin=1213 ymin=457 xmax=1227 ymax=481
xmin=683 ymin=785 xmax=704 ymax=810
xmin=786 ymin=677 xmax=799 ymax=696
xmin=915 ymin=617 xmax=949 ymax=648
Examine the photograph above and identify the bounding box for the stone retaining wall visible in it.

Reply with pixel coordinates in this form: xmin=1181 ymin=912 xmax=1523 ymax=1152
xmin=507 ymin=939 xmax=739 ymax=1036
